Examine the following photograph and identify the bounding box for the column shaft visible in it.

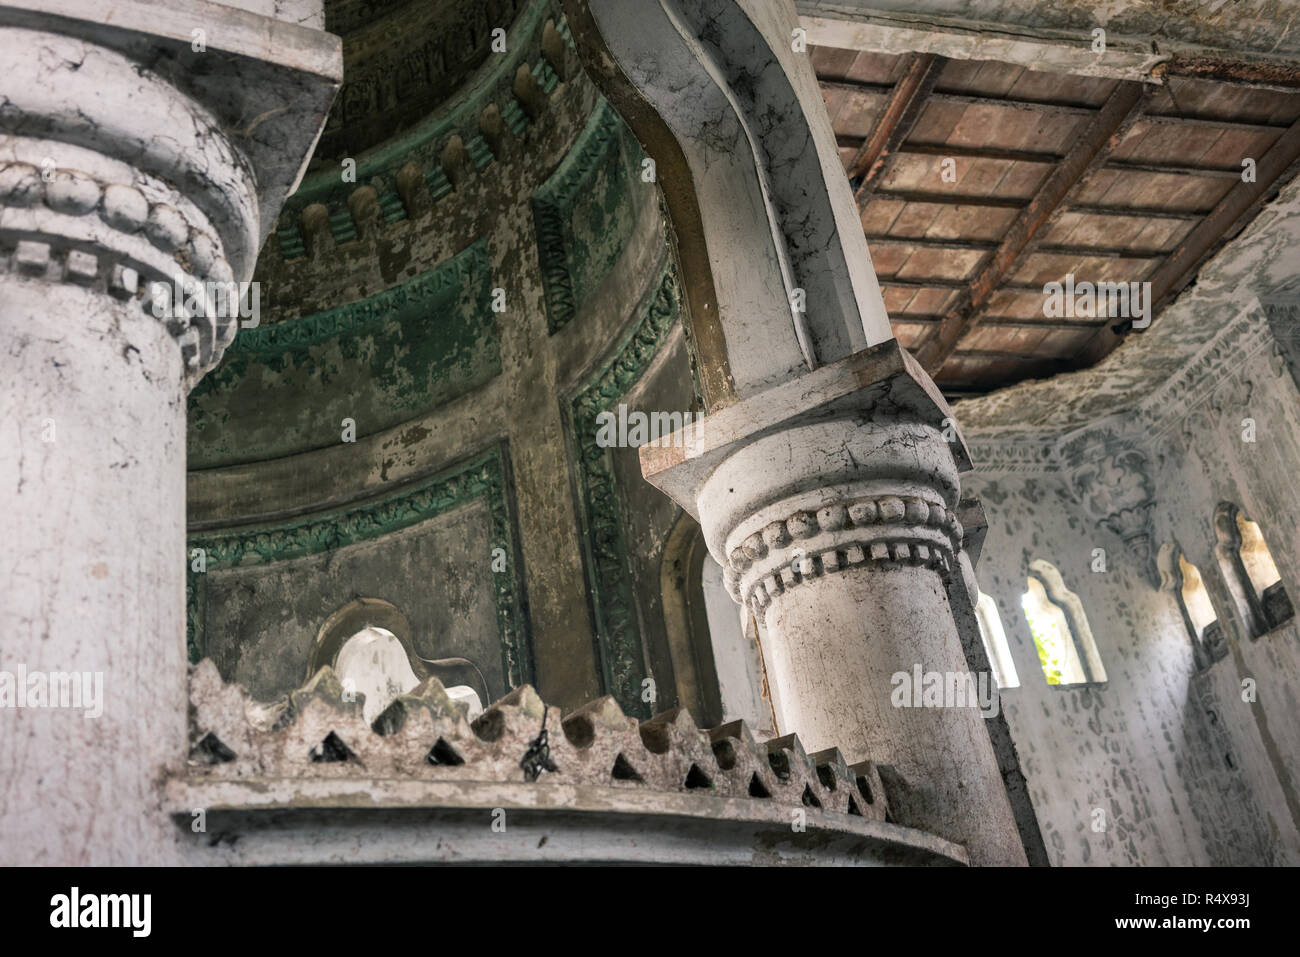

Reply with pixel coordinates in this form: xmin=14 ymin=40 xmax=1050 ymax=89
xmin=0 ymin=283 xmax=186 ymax=863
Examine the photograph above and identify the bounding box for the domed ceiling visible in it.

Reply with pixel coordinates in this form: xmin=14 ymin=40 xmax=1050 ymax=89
xmin=314 ymin=0 xmax=530 ymax=169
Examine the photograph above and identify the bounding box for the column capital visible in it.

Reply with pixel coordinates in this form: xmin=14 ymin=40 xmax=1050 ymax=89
xmin=0 ymin=1 xmax=340 ymax=382
xmin=640 ymin=339 xmax=972 ymax=617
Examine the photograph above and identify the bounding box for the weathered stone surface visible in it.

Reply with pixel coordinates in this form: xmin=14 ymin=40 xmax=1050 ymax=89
xmin=171 ymin=659 xmax=964 ymax=865
xmin=953 ymin=178 xmax=1300 ymax=863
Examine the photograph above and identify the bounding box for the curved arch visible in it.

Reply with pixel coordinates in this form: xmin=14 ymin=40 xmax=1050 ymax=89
xmin=975 ymin=591 xmax=1019 ymax=690
xmin=564 ymin=0 xmax=893 ymax=405
xmin=659 ymin=510 xmax=774 ymax=730
xmin=659 ymin=511 xmax=725 ymax=724
xmin=309 ymin=597 xmax=421 ymax=679
xmin=334 ymin=626 xmax=422 ymax=724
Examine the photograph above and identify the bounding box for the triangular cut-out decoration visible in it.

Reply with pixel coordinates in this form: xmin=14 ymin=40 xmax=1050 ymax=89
xmin=611 ymin=752 xmax=643 ymax=781
xmin=427 ymin=737 xmax=465 ymax=766
xmin=190 ymin=732 xmax=236 ymax=765
xmin=855 ymin=775 xmax=876 ymax=805
xmin=748 ymin=772 xmax=772 ymax=798
xmin=767 ymin=751 xmax=791 ymax=781
xmin=684 ymin=763 xmax=713 ymax=789
xmin=801 ymin=784 xmax=823 ymax=809
xmin=847 ymin=794 xmax=864 ymax=817
xmin=816 ymin=765 xmax=837 ymax=791
xmin=309 ymin=731 xmax=356 ymax=764
xmin=371 ymin=704 xmax=407 ymax=736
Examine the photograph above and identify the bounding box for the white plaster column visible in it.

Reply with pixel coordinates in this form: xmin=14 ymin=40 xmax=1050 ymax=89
xmin=568 ymin=0 xmax=1029 ymax=864
xmin=0 ymin=6 xmax=339 ymax=863
xmin=642 ymin=344 xmax=1027 ymax=865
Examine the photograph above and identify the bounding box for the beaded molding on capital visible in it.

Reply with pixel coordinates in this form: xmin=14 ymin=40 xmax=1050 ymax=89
xmin=0 ymin=28 xmax=260 ymax=381
xmin=185 ymin=659 xmax=890 ymax=823
xmin=724 ymin=495 xmax=964 ymax=616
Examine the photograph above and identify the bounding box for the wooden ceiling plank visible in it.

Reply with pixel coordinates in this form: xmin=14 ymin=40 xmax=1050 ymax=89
xmin=872 ymin=189 xmax=1026 ymax=208
xmin=864 ymin=235 xmax=997 ymax=252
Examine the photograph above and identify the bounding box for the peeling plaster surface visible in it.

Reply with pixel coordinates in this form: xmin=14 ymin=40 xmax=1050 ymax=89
xmin=955 ymin=174 xmax=1300 ymax=862
xmin=969 ymin=467 xmax=1299 ymax=865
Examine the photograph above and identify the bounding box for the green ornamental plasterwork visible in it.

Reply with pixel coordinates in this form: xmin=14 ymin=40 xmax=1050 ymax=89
xmin=188 ymin=238 xmax=498 ymax=469
xmin=533 ymin=98 xmax=644 ymax=334
xmin=278 ymin=0 xmax=570 ymax=254
xmin=570 ymin=259 xmax=682 ymax=718
xmin=186 ymin=443 xmax=533 ymax=691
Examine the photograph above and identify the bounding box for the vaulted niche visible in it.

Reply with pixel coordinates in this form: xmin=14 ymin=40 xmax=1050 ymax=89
xmin=659 ymin=513 xmax=772 ymax=733
xmin=313 ymin=598 xmax=487 ymax=723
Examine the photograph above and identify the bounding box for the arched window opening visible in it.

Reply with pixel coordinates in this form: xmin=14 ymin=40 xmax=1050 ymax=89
xmin=975 ymin=591 xmax=1019 ymax=690
xmin=1021 ymin=560 xmax=1107 ymax=688
xmin=1158 ymin=544 xmax=1227 ymax=671
xmin=1214 ymin=504 xmax=1294 ymax=637
xmin=335 ymin=626 xmax=421 ymax=724
xmin=659 ymin=512 xmax=774 ymax=735
xmin=701 ymin=555 xmax=772 ymax=730
xmin=311 ymin=598 xmax=487 ymax=723
xmin=1238 ymin=513 xmax=1284 ymax=601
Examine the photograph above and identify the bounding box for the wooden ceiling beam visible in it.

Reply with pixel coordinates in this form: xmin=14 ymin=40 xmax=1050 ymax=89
xmin=891 ymin=314 xmax=1107 ymax=331
xmin=865 ymin=236 xmax=1165 ymax=259
xmin=913 ymin=82 xmax=1150 ymax=373
xmin=1162 ymin=56 xmax=1300 ymax=92
xmin=895 ymin=142 xmax=1062 ymax=164
xmin=847 ymin=53 xmax=946 ymax=199
xmin=1076 ymin=115 xmax=1300 ymax=367
xmin=1104 ymin=159 xmax=1243 ymax=179
xmin=1141 ymin=113 xmax=1290 ymax=135
xmin=1034 ymin=243 xmax=1167 ymax=259
xmin=951 ymin=348 xmax=1076 ymax=361
xmin=821 ymin=76 xmax=1290 ymax=136
xmin=879 ymin=277 xmax=969 ymax=290
xmin=977 ymin=318 xmax=1109 ymax=330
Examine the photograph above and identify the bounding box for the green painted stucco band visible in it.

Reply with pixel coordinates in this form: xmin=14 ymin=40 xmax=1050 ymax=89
xmin=533 ymin=98 xmax=644 ymax=334
xmin=571 ymin=259 xmax=681 ymax=718
xmin=186 ymin=442 xmax=533 ymax=693
xmin=188 ymin=238 xmax=499 ymax=469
